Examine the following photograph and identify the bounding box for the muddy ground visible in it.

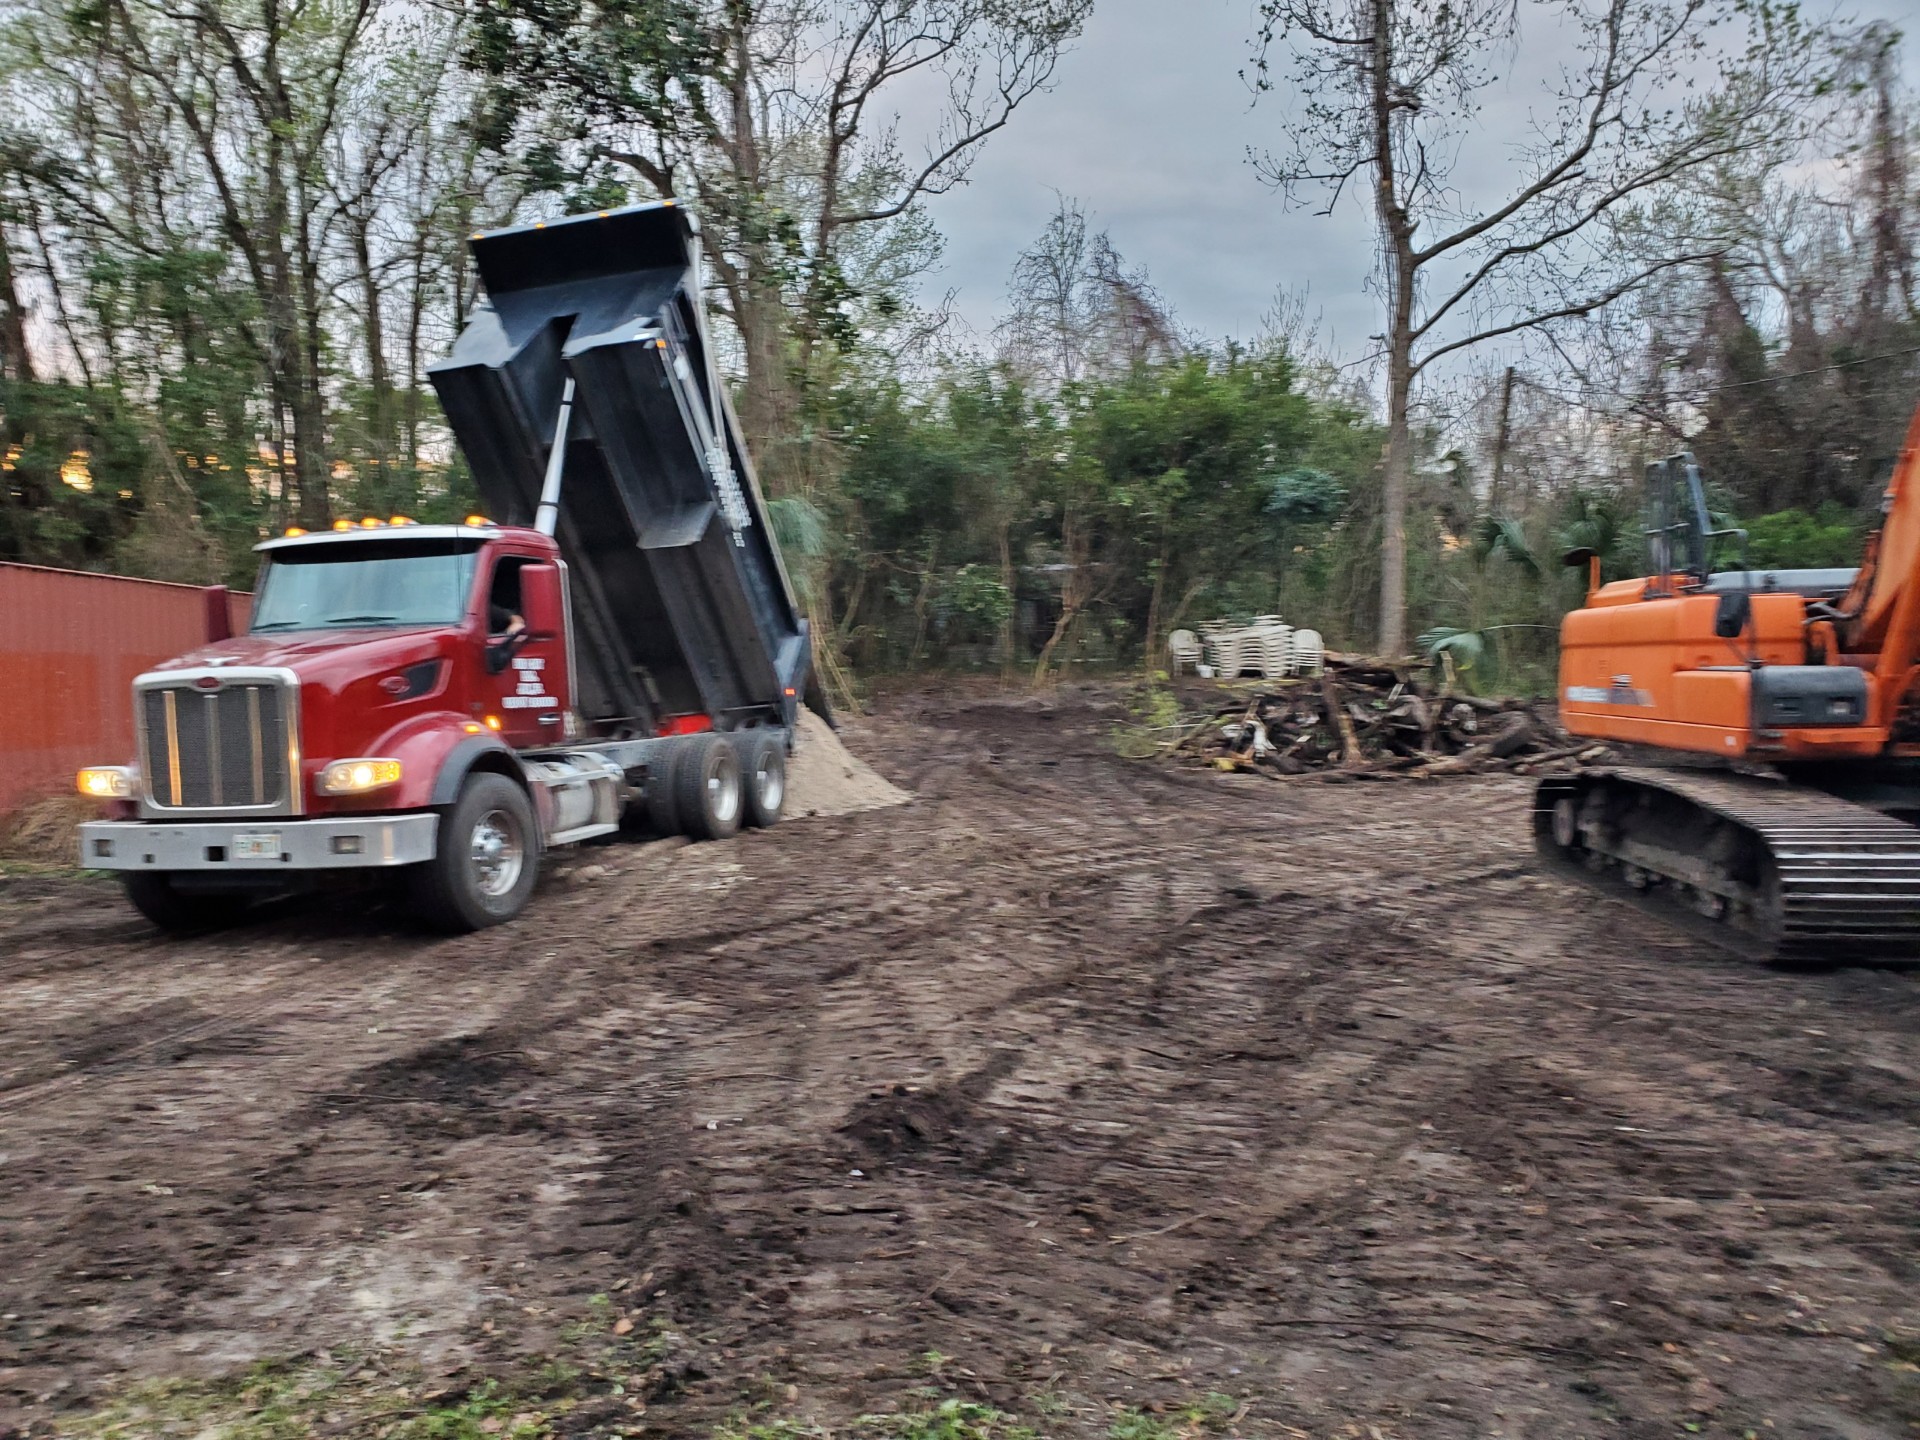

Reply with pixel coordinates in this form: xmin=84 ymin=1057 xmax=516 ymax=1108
xmin=2 ymin=686 xmax=1917 ymax=1439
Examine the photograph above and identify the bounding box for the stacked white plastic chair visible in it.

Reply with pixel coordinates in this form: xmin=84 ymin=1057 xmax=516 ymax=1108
xmin=1258 ymin=624 xmax=1296 ymax=678
xmin=1289 ymin=628 xmax=1325 ymax=677
xmin=1195 ymin=616 xmax=1309 ymax=679
xmin=1204 ymin=624 xmax=1247 ymax=678
xmin=1167 ymin=629 xmax=1203 ymax=675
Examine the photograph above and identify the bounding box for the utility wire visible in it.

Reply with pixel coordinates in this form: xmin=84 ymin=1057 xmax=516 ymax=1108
xmin=1328 ymin=341 xmax=1920 ymax=401
xmin=1502 ymin=342 xmax=1920 ymax=412
xmin=1687 ymin=343 xmax=1920 ymax=393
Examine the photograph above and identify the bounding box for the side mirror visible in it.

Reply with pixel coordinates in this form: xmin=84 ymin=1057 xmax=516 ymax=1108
xmin=521 ymin=564 xmax=564 ymax=638
xmin=1714 ymin=590 xmax=1751 ymax=639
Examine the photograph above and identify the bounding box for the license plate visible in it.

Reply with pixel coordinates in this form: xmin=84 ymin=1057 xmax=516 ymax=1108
xmin=232 ymin=831 xmax=282 ymax=861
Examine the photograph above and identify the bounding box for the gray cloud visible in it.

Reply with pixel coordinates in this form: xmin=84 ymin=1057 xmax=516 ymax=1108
xmin=914 ymin=0 xmax=1920 ymax=363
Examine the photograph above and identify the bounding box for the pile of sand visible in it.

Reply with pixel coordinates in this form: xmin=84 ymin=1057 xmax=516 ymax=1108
xmin=784 ymin=709 xmax=910 ymax=819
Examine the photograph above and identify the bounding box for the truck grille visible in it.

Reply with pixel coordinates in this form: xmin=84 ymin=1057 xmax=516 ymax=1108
xmin=139 ymin=677 xmax=295 ymax=812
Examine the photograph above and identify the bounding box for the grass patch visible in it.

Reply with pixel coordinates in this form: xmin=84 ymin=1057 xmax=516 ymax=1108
xmin=60 ymin=1358 xmax=561 ymax=1440
xmin=61 ymin=1329 xmax=1150 ymax=1440
xmin=716 ymin=1396 xmax=1035 ymax=1440
xmin=863 ymin=1398 xmax=1036 ymax=1440
xmin=1108 ymin=1393 xmax=1240 ymax=1440
xmin=57 ymin=1290 xmax=690 ymax=1439
xmin=1110 ymin=684 xmax=1186 ymax=759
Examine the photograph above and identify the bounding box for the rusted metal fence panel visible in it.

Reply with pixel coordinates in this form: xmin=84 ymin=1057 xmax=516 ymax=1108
xmin=0 ymin=564 xmax=249 ymax=815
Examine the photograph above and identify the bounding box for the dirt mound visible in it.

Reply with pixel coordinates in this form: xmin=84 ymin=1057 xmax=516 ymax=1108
xmin=784 ymin=708 xmax=909 ymax=818
xmin=0 ymin=794 xmax=93 ymax=864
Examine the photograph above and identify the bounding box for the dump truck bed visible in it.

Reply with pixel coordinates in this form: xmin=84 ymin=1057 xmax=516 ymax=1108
xmin=429 ymin=202 xmax=812 ymax=735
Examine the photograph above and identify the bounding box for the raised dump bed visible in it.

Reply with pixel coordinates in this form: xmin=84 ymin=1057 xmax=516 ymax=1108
xmin=429 ymin=201 xmax=815 ymax=737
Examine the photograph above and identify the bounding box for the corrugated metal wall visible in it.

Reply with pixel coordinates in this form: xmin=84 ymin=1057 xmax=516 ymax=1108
xmin=0 ymin=564 xmax=250 ymax=815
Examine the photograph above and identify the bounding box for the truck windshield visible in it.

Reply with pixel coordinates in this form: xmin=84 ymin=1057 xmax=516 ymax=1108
xmin=251 ymin=539 xmax=481 ymax=632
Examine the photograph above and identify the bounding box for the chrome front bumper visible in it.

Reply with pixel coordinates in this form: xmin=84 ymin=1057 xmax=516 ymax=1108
xmin=79 ymin=816 xmax=439 ymax=871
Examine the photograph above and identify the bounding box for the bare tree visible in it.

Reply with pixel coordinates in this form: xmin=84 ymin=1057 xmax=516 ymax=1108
xmin=472 ymin=0 xmax=1090 ymax=488
xmin=998 ymin=195 xmax=1180 ymax=387
xmin=1249 ymin=0 xmax=1833 ymax=652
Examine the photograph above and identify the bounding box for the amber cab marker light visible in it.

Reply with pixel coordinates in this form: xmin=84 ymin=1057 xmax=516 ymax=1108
xmin=360 ymin=516 xmax=383 ymax=528
xmin=389 ymin=515 xmax=415 ymax=526
xmin=332 ymin=518 xmax=355 ymax=531
xmin=283 ymin=525 xmax=307 ymax=538
xmin=77 ymin=766 xmax=135 ymax=799
xmin=464 ymin=514 xmax=492 ymax=528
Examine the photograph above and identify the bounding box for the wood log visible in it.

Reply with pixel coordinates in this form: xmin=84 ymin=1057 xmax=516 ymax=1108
xmin=1319 ymin=674 xmax=1363 ymax=768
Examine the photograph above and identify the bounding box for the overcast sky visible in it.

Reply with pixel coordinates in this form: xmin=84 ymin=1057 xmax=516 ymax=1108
xmin=912 ymin=0 xmax=1920 ymax=366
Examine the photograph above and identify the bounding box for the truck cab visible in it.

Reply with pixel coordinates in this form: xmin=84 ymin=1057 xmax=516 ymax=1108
xmin=76 ymin=201 xmax=815 ymax=932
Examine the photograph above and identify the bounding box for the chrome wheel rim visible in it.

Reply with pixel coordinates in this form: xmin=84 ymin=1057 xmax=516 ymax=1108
xmin=755 ymin=758 xmax=784 ymax=814
xmin=471 ymin=808 xmax=525 ymax=897
xmin=708 ymin=764 xmax=741 ymax=826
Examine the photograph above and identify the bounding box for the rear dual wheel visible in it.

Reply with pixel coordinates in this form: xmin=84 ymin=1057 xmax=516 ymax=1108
xmin=647 ymin=732 xmax=785 ymax=839
xmin=674 ymin=734 xmax=744 ymax=841
xmin=742 ymin=732 xmax=786 ymax=830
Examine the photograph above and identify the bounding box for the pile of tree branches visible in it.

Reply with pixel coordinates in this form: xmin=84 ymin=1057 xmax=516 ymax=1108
xmin=1160 ymin=657 xmax=1610 ymax=779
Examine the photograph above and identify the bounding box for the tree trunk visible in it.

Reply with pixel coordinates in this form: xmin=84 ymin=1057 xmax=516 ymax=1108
xmin=1380 ymin=309 xmax=1414 ymax=657
xmin=1032 ymin=510 xmax=1088 ymax=686
xmin=1369 ymin=0 xmax=1414 ymax=659
xmin=998 ymin=522 xmax=1016 ymax=675
xmin=1487 ymin=365 xmax=1516 ymax=515
xmin=405 ymin=238 xmax=425 ymax=474
xmin=907 ymin=536 xmax=939 ymax=667
xmin=724 ymin=253 xmax=797 ymax=497
xmin=1143 ymin=542 xmax=1168 ymax=673
xmin=353 ymin=214 xmax=394 ymax=497
xmin=0 ymin=220 xmax=37 ymax=384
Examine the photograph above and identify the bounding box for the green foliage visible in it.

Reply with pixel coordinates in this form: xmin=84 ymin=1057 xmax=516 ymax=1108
xmin=826 ymin=346 xmax=1382 ymax=672
xmin=1474 ymin=514 xmax=1542 ymax=579
xmin=1265 ymin=465 xmax=1344 ymax=522
xmin=1553 ymin=490 xmax=1636 ymax=582
xmin=1417 ymin=625 xmax=1486 ymax=672
xmin=1740 ymin=503 xmax=1866 ymax=569
xmin=943 ymin=563 xmax=1015 ymax=636
xmin=769 ymin=494 xmax=832 ymax=563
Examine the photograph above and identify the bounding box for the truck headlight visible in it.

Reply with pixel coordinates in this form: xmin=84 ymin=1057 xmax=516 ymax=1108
xmin=77 ymin=766 xmax=137 ymax=799
xmin=319 ymin=759 xmax=403 ymax=795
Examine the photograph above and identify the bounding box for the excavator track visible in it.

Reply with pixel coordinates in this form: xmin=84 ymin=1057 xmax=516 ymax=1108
xmin=1535 ymin=767 xmax=1920 ymax=966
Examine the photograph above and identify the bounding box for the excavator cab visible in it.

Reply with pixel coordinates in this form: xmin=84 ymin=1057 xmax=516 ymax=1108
xmin=1643 ymin=452 xmax=1716 ymax=587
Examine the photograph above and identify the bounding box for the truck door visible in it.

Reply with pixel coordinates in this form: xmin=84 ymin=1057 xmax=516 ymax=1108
xmin=481 ymin=554 xmax=568 ymax=748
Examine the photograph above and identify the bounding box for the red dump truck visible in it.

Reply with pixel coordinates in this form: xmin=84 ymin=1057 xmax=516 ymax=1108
xmin=75 ymin=202 xmax=820 ymax=931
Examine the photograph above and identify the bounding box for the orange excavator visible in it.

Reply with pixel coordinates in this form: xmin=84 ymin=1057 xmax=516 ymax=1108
xmin=1539 ymin=403 xmax=1920 ymax=963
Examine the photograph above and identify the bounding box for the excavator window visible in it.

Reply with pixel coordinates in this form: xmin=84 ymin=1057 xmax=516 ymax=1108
xmin=1644 ymin=452 xmax=1747 ymax=594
